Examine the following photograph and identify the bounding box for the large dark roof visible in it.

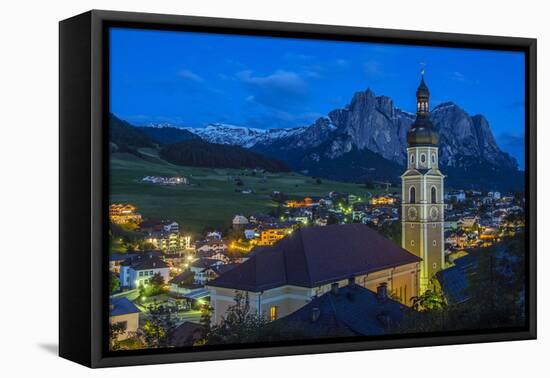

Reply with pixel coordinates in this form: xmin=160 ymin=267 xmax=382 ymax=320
xmin=208 ymin=224 xmax=420 ymax=292
xmin=110 ymin=297 xmax=141 ymax=316
xmin=170 ymin=270 xmax=194 ymax=285
xmin=271 ymin=284 xmax=405 ymax=337
xmin=110 ymin=253 xmax=137 ymax=262
xmin=122 ymin=254 xmax=168 ymax=271
xmin=209 ymin=263 xmax=240 ymax=275
xmin=191 ymin=258 xmax=220 ymax=269
xmin=436 ymin=244 xmax=516 ymax=305
xmin=170 ymin=322 xmax=203 ymax=347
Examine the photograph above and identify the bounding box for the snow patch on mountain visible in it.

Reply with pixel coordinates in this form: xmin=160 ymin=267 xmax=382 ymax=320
xmin=185 ymin=123 xmax=307 ymax=148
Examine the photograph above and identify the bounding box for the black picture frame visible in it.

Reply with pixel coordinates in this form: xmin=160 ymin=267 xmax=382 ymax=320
xmin=59 ymin=9 xmax=537 ymax=368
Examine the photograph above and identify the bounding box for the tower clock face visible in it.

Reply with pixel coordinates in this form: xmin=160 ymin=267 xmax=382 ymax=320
xmin=407 ymin=207 xmax=418 ymax=221
xmin=430 ymin=206 xmax=439 ymax=220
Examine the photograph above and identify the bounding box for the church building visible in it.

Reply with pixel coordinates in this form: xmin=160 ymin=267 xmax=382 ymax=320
xmin=207 ymin=224 xmax=421 ymax=325
xmin=401 ymin=71 xmax=445 ymax=292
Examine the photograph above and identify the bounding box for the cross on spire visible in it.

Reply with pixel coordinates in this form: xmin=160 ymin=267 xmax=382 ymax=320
xmin=420 ymin=62 xmax=426 ymax=76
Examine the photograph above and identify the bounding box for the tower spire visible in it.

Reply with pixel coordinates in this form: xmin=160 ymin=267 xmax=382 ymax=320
xmin=407 ymin=69 xmax=437 ymax=147
xmin=401 ymin=68 xmax=445 ymax=294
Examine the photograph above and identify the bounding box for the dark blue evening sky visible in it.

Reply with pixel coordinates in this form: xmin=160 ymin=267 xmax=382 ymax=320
xmin=110 ymin=28 xmax=525 ymax=168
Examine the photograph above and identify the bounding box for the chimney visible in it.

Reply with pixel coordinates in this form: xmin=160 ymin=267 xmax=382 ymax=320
xmin=311 ymin=307 xmax=321 ymax=322
xmin=377 ymin=282 xmax=388 ymax=302
xmin=348 ymin=276 xmax=356 ymax=286
xmin=331 ymin=282 xmax=339 ymax=295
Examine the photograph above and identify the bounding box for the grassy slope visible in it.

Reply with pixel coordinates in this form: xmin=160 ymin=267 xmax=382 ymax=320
xmin=110 ymin=150 xmax=381 ymax=236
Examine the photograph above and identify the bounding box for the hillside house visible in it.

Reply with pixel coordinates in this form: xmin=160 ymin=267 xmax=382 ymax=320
xmin=119 ymin=254 xmax=170 ymax=289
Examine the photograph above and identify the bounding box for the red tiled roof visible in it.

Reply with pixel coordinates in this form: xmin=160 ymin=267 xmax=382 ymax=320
xmin=208 ymin=224 xmax=420 ymax=292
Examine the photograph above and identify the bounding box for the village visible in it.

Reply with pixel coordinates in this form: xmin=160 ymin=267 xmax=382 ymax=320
xmin=108 ymin=186 xmax=525 ymax=350
xmin=107 ymin=73 xmax=527 ymax=351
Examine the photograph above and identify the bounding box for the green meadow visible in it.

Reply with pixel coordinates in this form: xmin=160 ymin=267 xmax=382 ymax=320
xmin=110 ymin=149 xmax=381 ymax=236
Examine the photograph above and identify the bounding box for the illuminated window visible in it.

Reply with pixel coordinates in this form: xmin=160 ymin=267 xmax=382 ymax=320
xmin=409 ymin=186 xmax=416 ymax=203
xmin=269 ymin=306 xmax=278 ymax=321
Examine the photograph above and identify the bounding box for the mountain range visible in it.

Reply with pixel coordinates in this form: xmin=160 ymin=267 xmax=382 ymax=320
xmin=109 ymin=114 xmax=289 ymax=172
xmin=182 ymin=89 xmax=523 ymax=191
xmin=111 ymin=88 xmax=524 ymax=191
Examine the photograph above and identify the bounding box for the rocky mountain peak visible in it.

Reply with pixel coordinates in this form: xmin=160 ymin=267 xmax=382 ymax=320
xmin=182 ymin=87 xmax=519 ymax=188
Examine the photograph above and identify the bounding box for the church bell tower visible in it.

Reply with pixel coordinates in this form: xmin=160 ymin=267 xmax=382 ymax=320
xmin=401 ymin=70 xmax=445 ymax=292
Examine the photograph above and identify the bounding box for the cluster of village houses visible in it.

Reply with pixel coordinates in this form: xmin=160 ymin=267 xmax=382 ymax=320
xmin=141 ymin=175 xmax=189 ymax=185
xmin=443 ymin=190 xmax=524 ymax=250
xmin=108 ymin=188 xmax=524 ymax=348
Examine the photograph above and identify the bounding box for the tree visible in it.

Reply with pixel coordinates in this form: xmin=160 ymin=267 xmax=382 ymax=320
xmin=195 ymin=304 xmax=213 ymax=346
xmin=399 ymin=233 xmax=526 ymax=334
xmin=206 ymin=291 xmax=268 ymax=345
xmin=410 ymin=287 xmax=446 ymax=312
xmin=504 ymin=209 xmax=524 ymax=227
xmin=476 ymin=203 xmax=490 ymax=217
xmin=150 ymin=272 xmax=165 ymax=287
xmin=177 ymin=272 xmax=195 ymax=287
xmin=139 ymin=273 xmax=166 ymax=299
xmin=378 ymin=221 xmax=402 ymax=245
xmin=139 ymin=240 xmax=156 ymax=251
xmin=109 ymin=273 xmax=120 ymax=294
xmin=326 ymin=213 xmax=339 ymax=225
xmin=142 ymin=303 xmax=176 ymax=348
xmin=364 ymin=181 xmax=375 ymax=190
xmin=109 ymin=322 xmax=126 ymax=351
xmin=271 ymin=191 xmax=287 ymax=204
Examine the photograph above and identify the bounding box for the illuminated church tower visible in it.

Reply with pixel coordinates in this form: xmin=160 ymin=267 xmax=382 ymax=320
xmin=401 ymin=70 xmax=445 ymax=292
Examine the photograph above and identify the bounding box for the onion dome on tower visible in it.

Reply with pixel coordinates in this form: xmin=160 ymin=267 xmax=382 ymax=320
xmin=407 ymin=70 xmax=438 ymax=146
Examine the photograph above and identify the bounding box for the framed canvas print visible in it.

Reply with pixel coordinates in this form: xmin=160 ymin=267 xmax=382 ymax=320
xmin=59 ymin=10 xmax=536 ymax=368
